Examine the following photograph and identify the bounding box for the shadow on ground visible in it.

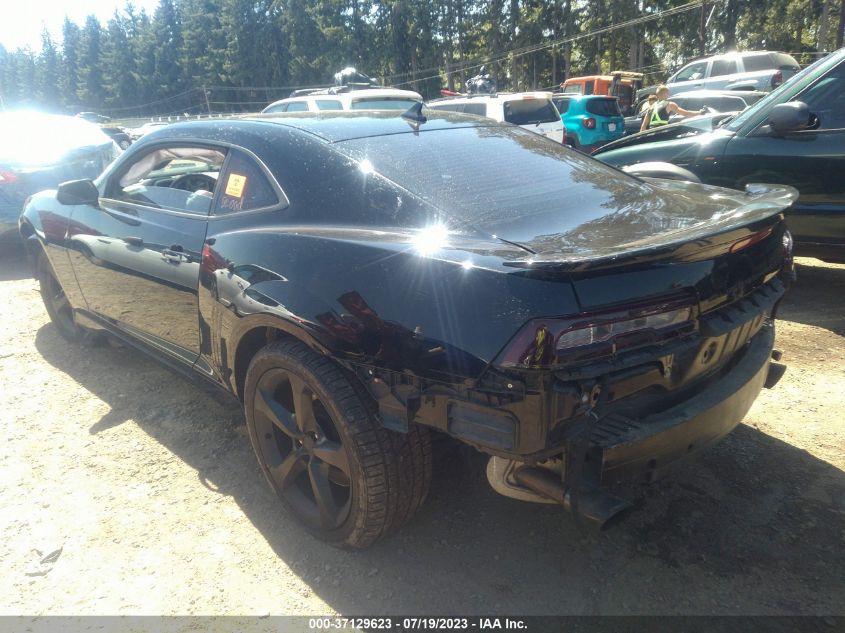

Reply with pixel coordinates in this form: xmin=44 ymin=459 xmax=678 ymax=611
xmin=0 ymin=244 xmax=31 ymax=282
xmin=34 ymin=324 xmax=845 ymax=615
xmin=779 ymin=260 xmax=845 ymax=335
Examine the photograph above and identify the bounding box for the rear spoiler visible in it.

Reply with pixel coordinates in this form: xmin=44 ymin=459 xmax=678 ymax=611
xmin=502 ymin=183 xmax=798 ymax=272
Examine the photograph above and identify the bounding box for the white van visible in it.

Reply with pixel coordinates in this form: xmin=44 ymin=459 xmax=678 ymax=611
xmin=426 ymin=92 xmax=564 ymax=143
xmin=262 ymin=88 xmax=423 ymax=113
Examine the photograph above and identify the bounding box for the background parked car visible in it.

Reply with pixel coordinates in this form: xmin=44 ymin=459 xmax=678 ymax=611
xmin=0 ymin=112 xmax=117 ymax=245
xmin=427 ymin=92 xmax=564 ymax=143
xmin=262 ymin=87 xmax=423 ymax=113
xmin=100 ymin=126 xmax=132 ymax=149
xmin=552 ymin=94 xmax=624 ymax=151
xmin=129 ymin=121 xmax=169 ymax=141
xmin=559 ymin=71 xmax=644 ymax=115
xmin=76 ymin=111 xmax=111 ymax=124
xmin=639 ymin=51 xmax=801 ymax=101
xmin=597 ymin=47 xmax=845 ymax=263
xmin=624 ymin=89 xmax=769 ymax=135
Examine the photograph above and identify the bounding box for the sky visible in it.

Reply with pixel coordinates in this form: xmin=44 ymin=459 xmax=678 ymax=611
xmin=2 ymin=0 xmax=161 ymax=52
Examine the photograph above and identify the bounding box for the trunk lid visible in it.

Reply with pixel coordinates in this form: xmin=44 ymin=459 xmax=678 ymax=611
xmin=495 ymin=180 xmax=797 ymax=271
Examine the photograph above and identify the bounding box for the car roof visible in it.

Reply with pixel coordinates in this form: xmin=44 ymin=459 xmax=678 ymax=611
xmin=428 ymin=91 xmax=553 ymax=105
xmin=553 ymin=93 xmax=616 ymax=100
xmin=264 ymin=88 xmax=422 ymax=110
xmin=156 ymin=110 xmax=505 ymax=145
xmin=671 ymin=89 xmax=767 ymax=97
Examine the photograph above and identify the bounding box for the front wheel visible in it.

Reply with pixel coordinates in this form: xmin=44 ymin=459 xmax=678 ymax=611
xmin=244 ymin=339 xmax=431 ymax=548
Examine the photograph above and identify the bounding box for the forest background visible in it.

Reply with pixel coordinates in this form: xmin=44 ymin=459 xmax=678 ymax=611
xmin=0 ymin=0 xmax=842 ymax=117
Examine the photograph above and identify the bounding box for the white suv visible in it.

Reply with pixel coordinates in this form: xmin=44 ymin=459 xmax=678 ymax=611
xmin=262 ymin=88 xmax=423 ymax=113
xmin=426 ymin=92 xmax=564 ymax=143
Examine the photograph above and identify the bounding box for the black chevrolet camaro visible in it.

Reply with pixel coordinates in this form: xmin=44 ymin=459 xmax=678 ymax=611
xmin=20 ymin=110 xmax=797 ymax=547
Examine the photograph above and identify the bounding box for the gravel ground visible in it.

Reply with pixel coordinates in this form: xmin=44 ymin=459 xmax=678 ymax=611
xmin=0 ymin=251 xmax=843 ymax=616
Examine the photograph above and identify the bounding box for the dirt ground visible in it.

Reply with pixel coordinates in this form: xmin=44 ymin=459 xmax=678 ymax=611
xmin=0 ymin=250 xmax=843 ymax=617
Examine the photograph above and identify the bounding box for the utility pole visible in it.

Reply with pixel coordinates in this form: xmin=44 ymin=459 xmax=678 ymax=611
xmin=203 ymin=86 xmax=211 ymax=115
xmin=699 ymin=1 xmax=707 ymax=56
xmin=837 ymin=0 xmax=845 ymax=49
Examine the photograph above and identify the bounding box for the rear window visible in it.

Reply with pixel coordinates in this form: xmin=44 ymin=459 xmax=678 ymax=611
xmin=775 ymin=53 xmax=801 ymax=70
xmin=742 ymin=54 xmax=778 ymax=72
xmin=503 ymin=99 xmax=559 ymax=125
xmin=350 ymin=98 xmax=419 ymax=110
xmin=585 ymin=98 xmax=621 ymax=116
xmin=335 ymin=125 xmax=631 ymax=235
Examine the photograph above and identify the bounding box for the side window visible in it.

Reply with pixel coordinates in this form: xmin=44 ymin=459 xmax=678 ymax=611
xmin=285 ymin=102 xmax=309 ymax=112
xmin=742 ymin=55 xmax=775 ymax=72
xmin=265 ymin=104 xmax=287 ymax=113
xmin=675 ymin=61 xmax=708 ymax=82
xmin=584 ymin=80 xmax=595 ymax=95
xmin=463 ymin=103 xmax=487 ymax=116
xmin=216 ymin=150 xmax=282 ymax=214
xmin=316 ymin=100 xmax=343 ymax=110
xmin=554 ymin=100 xmax=570 ymax=114
xmin=111 ymin=146 xmax=226 ymax=215
xmin=710 ymin=59 xmax=738 ymax=77
xmin=429 ymin=103 xmax=466 ymax=113
xmin=798 ymin=62 xmax=845 ymax=130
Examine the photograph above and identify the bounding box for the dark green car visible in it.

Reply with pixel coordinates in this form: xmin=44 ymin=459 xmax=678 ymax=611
xmin=595 ymin=48 xmax=845 ymax=263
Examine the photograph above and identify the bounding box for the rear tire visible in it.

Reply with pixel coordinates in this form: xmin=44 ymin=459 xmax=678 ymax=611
xmin=37 ymin=251 xmax=88 ymax=343
xmin=244 ymin=339 xmax=431 ymax=548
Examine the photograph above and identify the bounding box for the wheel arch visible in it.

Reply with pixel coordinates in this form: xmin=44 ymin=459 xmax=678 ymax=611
xmin=229 ymin=315 xmax=339 ymax=403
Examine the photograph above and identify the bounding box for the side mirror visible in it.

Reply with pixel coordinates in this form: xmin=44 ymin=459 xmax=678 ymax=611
xmin=769 ymin=101 xmax=810 ymax=133
xmin=57 ymin=179 xmax=99 ymax=206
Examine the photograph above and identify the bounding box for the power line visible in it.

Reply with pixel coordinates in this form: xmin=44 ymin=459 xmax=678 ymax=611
xmin=388 ymin=0 xmax=715 ymax=87
xmin=101 ymin=87 xmax=203 ymax=114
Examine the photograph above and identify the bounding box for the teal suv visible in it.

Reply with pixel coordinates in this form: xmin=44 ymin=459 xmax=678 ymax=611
xmin=552 ymin=94 xmax=625 ymax=152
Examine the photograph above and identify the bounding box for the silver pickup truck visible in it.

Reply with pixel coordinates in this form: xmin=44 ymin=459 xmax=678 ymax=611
xmin=639 ymin=51 xmax=800 ymax=99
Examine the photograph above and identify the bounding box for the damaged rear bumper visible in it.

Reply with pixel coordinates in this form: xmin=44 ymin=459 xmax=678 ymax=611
xmin=595 ymin=322 xmax=775 ymax=484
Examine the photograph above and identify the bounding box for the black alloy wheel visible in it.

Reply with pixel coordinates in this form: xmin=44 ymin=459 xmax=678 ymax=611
xmin=245 ymin=339 xmax=432 ymax=548
xmin=37 ymin=251 xmax=87 ymax=343
xmin=252 ymin=366 xmax=353 ymax=531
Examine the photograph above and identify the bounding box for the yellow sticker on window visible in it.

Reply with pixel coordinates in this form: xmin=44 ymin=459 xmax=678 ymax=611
xmin=225 ymin=173 xmax=247 ymax=198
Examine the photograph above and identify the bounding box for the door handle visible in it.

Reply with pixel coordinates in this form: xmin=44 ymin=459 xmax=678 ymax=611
xmin=161 ymin=246 xmax=191 ymax=263
xmin=123 ymin=236 xmax=143 ymax=247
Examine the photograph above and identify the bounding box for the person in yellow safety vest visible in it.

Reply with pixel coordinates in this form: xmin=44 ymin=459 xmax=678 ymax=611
xmin=640 ymin=85 xmax=705 ymax=132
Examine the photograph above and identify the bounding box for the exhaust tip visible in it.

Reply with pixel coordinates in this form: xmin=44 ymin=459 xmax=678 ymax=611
xmin=512 ymin=466 xmax=635 ymax=531
xmin=574 ymin=487 xmax=636 ymax=532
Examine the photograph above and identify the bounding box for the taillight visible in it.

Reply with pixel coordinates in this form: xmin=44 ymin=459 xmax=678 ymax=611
xmin=497 ymin=304 xmax=693 ymax=369
xmin=729 ymin=226 xmax=773 ymax=253
xmin=771 ymin=71 xmax=783 ymax=89
xmin=582 ymin=117 xmax=596 ymax=129
xmin=0 ymin=170 xmax=19 ymax=185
